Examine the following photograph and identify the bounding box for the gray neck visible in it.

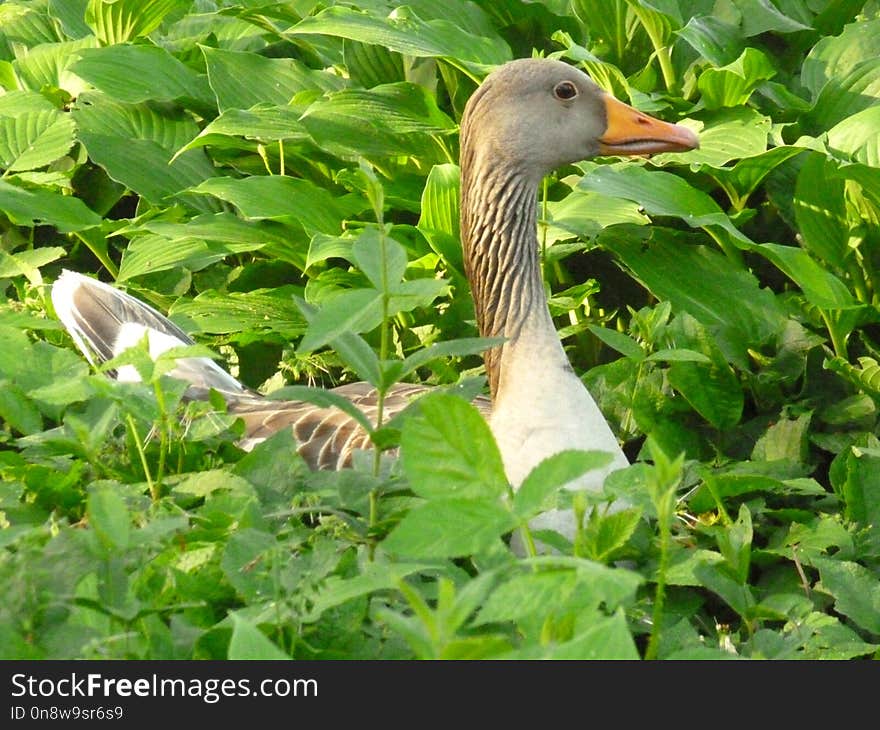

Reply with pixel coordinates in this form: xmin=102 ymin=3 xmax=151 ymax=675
xmin=460 ymin=151 xmax=549 ymax=397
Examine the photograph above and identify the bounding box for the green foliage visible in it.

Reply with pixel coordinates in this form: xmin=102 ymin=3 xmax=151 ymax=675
xmin=2 ymin=0 xmax=880 ymax=660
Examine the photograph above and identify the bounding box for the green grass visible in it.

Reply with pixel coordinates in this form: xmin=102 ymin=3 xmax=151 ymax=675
xmin=2 ymin=0 xmax=880 ymax=659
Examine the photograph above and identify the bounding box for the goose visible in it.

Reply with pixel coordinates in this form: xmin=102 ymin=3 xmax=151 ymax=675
xmin=51 ymin=58 xmax=698 ymax=538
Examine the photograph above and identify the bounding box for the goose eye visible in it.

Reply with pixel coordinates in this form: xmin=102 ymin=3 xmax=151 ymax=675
xmin=553 ymin=81 xmax=578 ymax=100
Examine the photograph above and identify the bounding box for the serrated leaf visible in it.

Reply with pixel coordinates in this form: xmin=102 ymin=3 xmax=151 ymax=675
xmin=383 ymin=498 xmax=516 ymax=559
xmin=400 ymin=392 xmax=507 ymax=500
xmin=514 ymin=450 xmax=613 ymax=519
xmin=227 ymin=613 xmax=290 ymax=660
xmin=296 ymin=288 xmax=383 ymax=354
xmin=814 ymin=558 xmax=880 ymax=635
xmin=87 ymin=487 xmax=130 ymax=552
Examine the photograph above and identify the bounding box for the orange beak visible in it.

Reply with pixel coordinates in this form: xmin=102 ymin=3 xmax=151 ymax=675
xmin=598 ymin=94 xmax=699 ymax=156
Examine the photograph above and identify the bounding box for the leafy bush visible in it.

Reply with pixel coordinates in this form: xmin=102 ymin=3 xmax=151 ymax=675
xmin=1 ymin=0 xmax=880 ymax=659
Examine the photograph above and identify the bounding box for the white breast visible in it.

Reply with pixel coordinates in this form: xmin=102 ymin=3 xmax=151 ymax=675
xmin=490 ymin=314 xmax=629 ymax=539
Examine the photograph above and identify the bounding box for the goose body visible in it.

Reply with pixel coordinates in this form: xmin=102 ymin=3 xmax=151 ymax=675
xmin=52 ymin=58 xmax=697 ymax=537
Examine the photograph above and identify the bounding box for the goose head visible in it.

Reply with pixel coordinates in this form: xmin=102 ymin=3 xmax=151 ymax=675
xmin=460 ymin=58 xmax=698 ymax=183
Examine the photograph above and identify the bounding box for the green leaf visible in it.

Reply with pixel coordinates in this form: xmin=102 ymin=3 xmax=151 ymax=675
xmin=0 ymin=179 xmax=101 ymax=232
xmin=579 ymin=164 xmax=754 ymax=247
xmin=698 ymin=48 xmax=776 ymax=109
xmin=0 ymin=382 xmax=43 ymax=435
xmin=802 ymin=18 xmax=880 ymax=99
xmin=175 ymin=105 xmax=311 ymax=157
xmin=0 ymin=110 xmax=75 ymax=173
xmin=352 ymin=228 xmax=408 ymax=290
xmin=296 ymin=288 xmax=383 ymax=354
xmin=170 ymin=287 xmax=305 ymax=337
xmin=757 ymin=243 xmax=854 ymax=309
xmin=227 ymin=613 xmax=290 ymax=660
xmin=288 ymin=6 xmax=511 ymax=70
xmin=11 ymin=36 xmax=96 ymax=97
xmin=87 ymin=487 xmax=130 ymax=552
xmin=190 ymin=176 xmax=345 ymax=234
xmin=814 ymin=558 xmax=880 ymax=635
xmin=401 ymin=392 xmax=507 ymax=500
xmin=601 ymin=228 xmax=785 ymax=366
xmin=806 ymin=58 xmax=880 ymax=134
xmin=514 ymin=450 xmax=614 ymax=520
xmin=578 ymin=508 xmax=642 ymax=563
xmin=383 ymin=498 xmax=516 ymax=558
xmin=201 ymin=46 xmax=342 ymax=112
xmin=677 ymin=15 xmax=745 ymax=66
xmin=587 ymin=325 xmax=644 ymax=361
xmin=736 ymin=0 xmax=810 ymax=36
xmin=397 ymin=337 xmax=501 ymax=382
xmin=72 ymin=92 xmax=216 ymax=207
xmin=71 ymin=44 xmax=213 ymax=107
xmin=792 ymin=153 xmax=849 ymax=270
xmin=85 ymin=0 xmax=187 ymax=45
xmin=826 ymin=106 xmax=880 ymax=166
xmin=118 ymin=234 xmax=269 ymax=282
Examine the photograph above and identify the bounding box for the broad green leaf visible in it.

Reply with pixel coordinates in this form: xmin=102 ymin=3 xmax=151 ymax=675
xmin=0 ymin=3 xmax=59 ymax=47
xmin=0 ymin=382 xmax=43 ymax=435
xmin=826 ymin=106 xmax=880 ymax=166
xmin=802 ymin=18 xmax=880 ymax=99
xmin=344 ymin=39 xmax=406 ymax=88
xmin=756 ymin=243 xmax=854 ymax=309
xmin=304 ymin=562 xmax=429 ymax=621
xmin=655 ymin=107 xmax=771 ymax=170
xmin=388 ymin=278 xmax=448 ymax=316
xmin=289 ymin=6 xmax=511 ymax=69
xmin=544 ymin=189 xmax=648 ymax=242
xmin=736 ymin=0 xmax=810 ymax=36
xmin=676 ymin=15 xmax=745 ymax=66
xmin=87 ymin=487 xmax=130 ymax=552
xmin=0 ymin=179 xmax=101 ymax=232
xmin=578 ymin=163 xmax=754 ymax=247
xmin=806 ymin=58 xmax=880 ymax=134
xmin=11 ymin=36 xmax=96 ymax=97
xmin=201 ymin=46 xmax=342 ymax=111
xmin=0 ymin=110 xmax=75 ymax=172
xmin=117 ymin=234 xmax=269 ymax=282
xmin=175 ymin=105 xmax=311 ymax=157
xmin=401 ymin=392 xmax=508 ymax=500
xmin=793 ymin=153 xmax=849 ymax=270
xmin=85 ymin=0 xmax=187 ymax=45
xmin=814 ymin=558 xmax=880 ymax=635
xmin=297 ymin=288 xmax=383 ymax=354
xmin=48 ymin=0 xmax=91 ymax=39
xmin=571 ymin=0 xmax=630 ymax=66
xmin=73 ymin=92 xmax=216 ymax=207
xmin=540 ymin=611 xmax=639 ymax=660
xmin=714 ymin=503 xmax=753 ymax=584
xmin=189 ymin=176 xmax=345 ymax=234
xmin=227 ymin=613 xmax=290 ymax=660
xmin=418 ymin=163 xmax=464 ymax=273
xmin=395 ymin=337 xmax=501 ymax=382
xmin=383 ymin=498 xmax=516 ymax=558
xmin=71 ymin=44 xmax=213 ymax=107
xmin=514 ymin=450 xmax=613 ymax=519
xmin=600 ymin=227 xmax=785 ymax=365
xmin=169 ymin=287 xmax=305 ymax=337
xmin=751 ymin=411 xmax=812 ymax=463
xmin=668 ymin=355 xmax=743 ymax=430
xmin=702 ymin=145 xmax=804 ymax=209
xmin=698 ymin=47 xmax=776 ymax=109
xmin=831 ymin=446 xmax=880 ymax=529
xmin=0 ymin=247 xmax=65 ymax=281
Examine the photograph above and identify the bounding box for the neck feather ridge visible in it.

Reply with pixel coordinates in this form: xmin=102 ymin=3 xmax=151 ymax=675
xmin=460 ymin=154 xmax=549 ymax=397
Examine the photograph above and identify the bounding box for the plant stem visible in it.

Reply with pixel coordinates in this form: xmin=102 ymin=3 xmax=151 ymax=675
xmin=645 ymin=496 xmax=671 ymax=660
xmin=74 ymin=232 xmax=119 ymax=279
xmin=125 ymin=413 xmax=156 ymax=501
